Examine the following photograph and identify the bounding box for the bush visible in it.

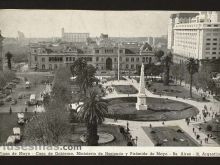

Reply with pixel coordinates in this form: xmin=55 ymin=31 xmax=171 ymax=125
xmin=206 ymin=124 xmax=213 ymax=131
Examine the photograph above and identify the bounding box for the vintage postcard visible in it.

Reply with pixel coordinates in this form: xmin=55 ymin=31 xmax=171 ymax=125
xmin=0 ymin=9 xmax=220 ymax=156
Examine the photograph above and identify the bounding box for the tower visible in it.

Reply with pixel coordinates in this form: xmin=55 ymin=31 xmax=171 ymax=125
xmin=136 ymin=63 xmax=148 ymax=110
xmin=0 ymin=30 xmax=4 ymax=71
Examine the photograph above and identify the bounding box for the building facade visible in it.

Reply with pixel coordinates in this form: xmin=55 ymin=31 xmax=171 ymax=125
xmin=61 ymin=28 xmax=89 ymax=43
xmin=168 ymin=12 xmax=220 ymax=63
xmin=28 ymin=36 xmax=156 ymax=72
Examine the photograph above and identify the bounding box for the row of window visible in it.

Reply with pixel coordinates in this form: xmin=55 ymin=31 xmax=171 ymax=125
xmin=95 ymin=49 xmax=124 ymax=54
xmin=49 ymin=57 xmax=63 ymax=62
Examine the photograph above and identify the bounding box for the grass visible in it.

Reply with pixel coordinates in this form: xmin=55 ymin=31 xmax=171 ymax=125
xmin=196 ymin=116 xmax=220 ymax=145
xmin=69 ymin=123 xmax=129 ymax=146
xmin=112 ymin=85 xmax=138 ymax=94
xmin=142 ymin=126 xmax=199 ymax=146
xmin=106 ymin=97 xmax=199 ymax=121
xmin=0 ymin=113 xmax=33 ymax=145
xmin=148 ymin=82 xmax=205 ymax=101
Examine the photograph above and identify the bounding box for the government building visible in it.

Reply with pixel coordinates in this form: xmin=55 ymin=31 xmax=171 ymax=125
xmin=28 ymin=34 xmax=156 ymax=73
xmin=168 ymin=11 xmax=220 ymax=63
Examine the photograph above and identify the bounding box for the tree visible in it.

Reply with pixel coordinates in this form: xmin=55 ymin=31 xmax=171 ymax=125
xmin=76 ymin=89 xmax=108 ymax=146
xmin=24 ymin=100 xmax=70 ymax=145
xmin=161 ymin=52 xmax=173 ymax=85
xmin=5 ymin=52 xmax=13 ymax=70
xmin=154 ymin=50 xmax=164 ymax=62
xmin=71 ymin=58 xmax=98 ymax=96
xmin=186 ymin=58 xmax=199 ymax=98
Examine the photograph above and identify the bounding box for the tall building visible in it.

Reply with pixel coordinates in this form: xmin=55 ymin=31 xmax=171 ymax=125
xmin=0 ymin=30 xmax=4 ymax=71
xmin=168 ymin=12 xmax=220 ymax=63
xmin=61 ymin=28 xmax=89 ymax=43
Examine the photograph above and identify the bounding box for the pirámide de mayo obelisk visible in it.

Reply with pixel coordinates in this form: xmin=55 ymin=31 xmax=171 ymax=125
xmin=136 ymin=63 xmax=148 ymax=110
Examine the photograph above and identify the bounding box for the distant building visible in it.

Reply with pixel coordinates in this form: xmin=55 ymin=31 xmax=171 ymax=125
xmin=17 ymin=31 xmax=25 ymax=41
xmin=168 ymin=12 xmax=220 ymax=63
xmin=28 ymin=34 xmax=156 ymax=72
xmin=61 ymin=28 xmax=89 ymax=43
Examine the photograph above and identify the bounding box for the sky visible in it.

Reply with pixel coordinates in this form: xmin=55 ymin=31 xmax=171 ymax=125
xmin=0 ymin=10 xmax=195 ymax=38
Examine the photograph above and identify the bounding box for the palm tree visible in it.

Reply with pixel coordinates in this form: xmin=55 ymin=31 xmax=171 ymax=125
xmin=71 ymin=58 xmax=98 ymax=96
xmin=186 ymin=58 xmax=199 ymax=98
xmin=161 ymin=52 xmax=173 ymax=85
xmin=77 ymin=89 xmax=108 ymax=146
xmin=5 ymin=52 xmax=13 ymax=70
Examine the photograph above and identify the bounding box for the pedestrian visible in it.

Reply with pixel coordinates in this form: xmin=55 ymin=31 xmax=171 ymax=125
xmin=198 ymin=126 xmax=202 ymax=131
xmin=149 ymin=124 xmax=152 ymax=128
xmin=9 ymin=106 xmax=12 ymax=114
xmin=162 ymin=121 xmax=165 ymax=125
xmin=25 ymin=107 xmax=28 ymax=113
xmin=193 ymin=128 xmax=195 ymax=132
xmin=200 ymin=140 xmax=202 ymax=145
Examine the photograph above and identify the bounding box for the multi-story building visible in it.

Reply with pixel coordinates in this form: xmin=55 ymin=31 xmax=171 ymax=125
xmin=168 ymin=12 xmax=220 ymax=63
xmin=28 ymin=35 xmax=156 ymax=73
xmin=61 ymin=28 xmax=89 ymax=43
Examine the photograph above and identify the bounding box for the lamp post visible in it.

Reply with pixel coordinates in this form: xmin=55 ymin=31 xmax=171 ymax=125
xmin=117 ymin=42 xmax=121 ymax=81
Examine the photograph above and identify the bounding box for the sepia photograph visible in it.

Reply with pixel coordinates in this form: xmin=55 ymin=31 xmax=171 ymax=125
xmin=0 ymin=9 xmax=220 ymax=156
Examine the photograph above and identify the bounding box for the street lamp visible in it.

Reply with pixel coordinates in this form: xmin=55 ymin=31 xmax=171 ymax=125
xmin=117 ymin=43 xmax=120 ymax=81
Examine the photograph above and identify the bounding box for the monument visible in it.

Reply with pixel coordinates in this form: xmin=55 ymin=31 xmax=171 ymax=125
xmin=136 ymin=63 xmax=148 ymax=110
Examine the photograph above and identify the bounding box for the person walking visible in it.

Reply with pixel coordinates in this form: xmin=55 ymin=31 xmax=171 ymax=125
xmin=9 ymin=106 xmax=12 ymax=114
xmin=193 ymin=128 xmax=195 ymax=133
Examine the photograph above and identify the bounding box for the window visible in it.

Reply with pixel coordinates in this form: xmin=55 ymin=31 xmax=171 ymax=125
xmin=42 ymin=58 xmax=45 ymax=62
xmin=96 ymin=57 xmax=99 ymax=62
xmin=131 ymin=64 xmax=134 ymax=69
xmin=142 ymin=57 xmax=145 ymax=62
xmin=213 ymin=43 xmax=217 ymax=45
xmin=126 ymin=57 xmax=129 ymax=62
xmin=66 ymin=57 xmax=68 ymax=61
xmin=49 ymin=64 xmax=52 ymax=70
xmin=114 ymin=58 xmax=117 ymax=62
xmin=212 ymin=52 xmax=216 ymax=54
xmin=35 ymin=56 xmax=37 ymax=61
xmin=126 ymin=64 xmax=129 ymax=69
xmin=69 ymin=57 xmax=72 ymax=61
xmin=101 ymin=58 xmax=104 ymax=62
xmin=212 ymin=48 xmax=217 ymax=50
xmin=119 ymin=50 xmax=123 ymax=54
xmin=206 ymin=43 xmax=211 ymax=45
xmin=213 ymin=38 xmax=217 ymax=41
xmin=206 ymin=38 xmax=211 ymax=41
xmin=136 ymin=58 xmax=139 ymax=62
xmin=206 ymin=47 xmax=210 ymax=50
xmin=86 ymin=57 xmax=92 ymax=61
xmin=54 ymin=64 xmax=58 ymax=69
xmin=42 ymin=64 xmax=45 ymax=70
xmin=72 ymin=57 xmax=75 ymax=61
xmin=95 ymin=50 xmax=99 ymax=54
xmin=131 ymin=58 xmax=134 ymax=62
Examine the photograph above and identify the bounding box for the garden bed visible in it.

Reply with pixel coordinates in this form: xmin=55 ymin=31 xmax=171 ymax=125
xmin=112 ymin=85 xmax=138 ymax=94
xmin=142 ymin=126 xmax=199 ymax=146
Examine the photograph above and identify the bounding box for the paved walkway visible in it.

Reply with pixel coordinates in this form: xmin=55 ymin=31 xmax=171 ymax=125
xmin=103 ymin=77 xmax=220 ymax=147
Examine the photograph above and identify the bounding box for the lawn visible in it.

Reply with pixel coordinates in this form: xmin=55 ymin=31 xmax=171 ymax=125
xmin=69 ymin=123 xmax=130 ymax=146
xmin=0 ymin=113 xmax=33 ymax=145
xmin=113 ymin=85 xmax=138 ymax=94
xmin=148 ymin=82 xmax=205 ymax=101
xmin=106 ymin=97 xmax=199 ymax=121
xmin=142 ymin=126 xmax=199 ymax=146
xmin=195 ymin=116 xmax=220 ymax=145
